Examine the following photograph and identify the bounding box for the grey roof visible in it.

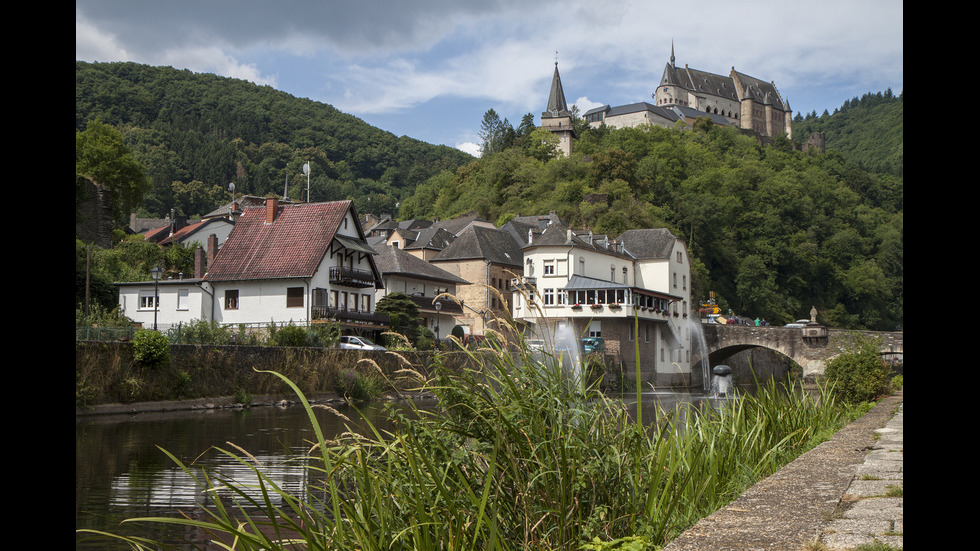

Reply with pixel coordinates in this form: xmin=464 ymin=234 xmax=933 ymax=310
xmin=431 ymin=213 xmax=493 ymax=236
xmin=524 ymin=224 xmax=633 ymax=260
xmin=374 ymin=245 xmax=469 ymax=285
xmin=510 ymin=212 xmax=565 ymax=229
xmin=499 ymin=220 xmax=540 ymax=247
xmin=616 ymin=228 xmax=681 ymax=259
xmin=543 ymin=63 xmax=570 ymax=117
xmin=660 ymin=63 xmax=740 ymax=102
xmin=672 ymin=105 xmax=731 ymax=126
xmin=563 ymin=274 xmax=629 ymax=290
xmin=563 ymin=274 xmax=682 ymax=300
xmin=431 ymin=225 xmax=523 ymax=267
xmin=403 ymin=226 xmax=456 ymax=251
xmin=659 ymin=62 xmax=788 ymax=112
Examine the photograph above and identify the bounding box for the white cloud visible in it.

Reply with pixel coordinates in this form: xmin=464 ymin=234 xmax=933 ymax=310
xmin=456 ymin=142 xmax=482 ymax=157
xmin=76 ymin=0 xmax=902 ymax=148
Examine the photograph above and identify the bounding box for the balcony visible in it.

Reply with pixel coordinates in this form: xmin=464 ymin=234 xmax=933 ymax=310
xmin=329 ymin=266 xmax=376 ymax=288
xmin=312 ymin=306 xmax=390 ymax=328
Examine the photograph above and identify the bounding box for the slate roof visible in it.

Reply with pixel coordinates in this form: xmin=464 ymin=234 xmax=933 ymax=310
xmin=205 ymin=200 xmax=376 ymax=282
xmin=431 ymin=225 xmax=523 ymax=267
xmin=431 ymin=213 xmax=493 ymax=236
xmin=523 ymin=223 xmax=636 ymax=261
xmin=374 ymin=245 xmax=469 ymax=285
xmin=616 ymin=228 xmax=681 ymax=259
xmin=584 ymin=102 xmax=679 ymax=123
xmin=403 ymin=226 xmax=456 ymax=252
xmin=659 ymin=63 xmax=788 ymax=112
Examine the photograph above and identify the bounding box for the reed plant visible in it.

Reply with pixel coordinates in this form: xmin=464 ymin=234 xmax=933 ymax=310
xmin=78 ymin=314 xmax=858 ymax=551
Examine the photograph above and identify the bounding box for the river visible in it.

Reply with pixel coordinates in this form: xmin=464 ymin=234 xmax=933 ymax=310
xmin=76 ymin=391 xmax=708 ymax=550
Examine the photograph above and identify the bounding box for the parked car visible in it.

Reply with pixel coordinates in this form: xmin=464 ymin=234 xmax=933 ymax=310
xmin=527 ymin=339 xmax=547 ymax=352
xmin=582 ymin=337 xmax=605 ymax=354
xmin=339 ymin=336 xmax=386 ymax=350
xmin=784 ymin=319 xmax=810 ymax=328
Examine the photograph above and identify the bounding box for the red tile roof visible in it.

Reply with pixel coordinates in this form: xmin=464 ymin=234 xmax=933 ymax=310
xmin=205 ymin=200 xmax=354 ymax=282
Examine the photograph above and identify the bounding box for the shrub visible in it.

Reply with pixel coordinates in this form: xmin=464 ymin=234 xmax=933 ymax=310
xmin=334 ymin=368 xmax=381 ymax=402
xmin=823 ymin=336 xmax=890 ymax=404
xmin=132 ymin=329 xmax=171 ymax=367
xmin=174 ymin=318 xmax=233 ymax=344
xmin=271 ymin=322 xmax=308 ymax=347
xmin=307 ymin=322 xmax=341 ymax=348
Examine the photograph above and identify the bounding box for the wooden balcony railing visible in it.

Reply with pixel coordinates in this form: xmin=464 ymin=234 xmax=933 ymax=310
xmin=328 ymin=266 xmax=376 ymax=288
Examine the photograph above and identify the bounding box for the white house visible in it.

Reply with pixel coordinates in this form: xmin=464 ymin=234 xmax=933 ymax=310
xmin=512 ymin=224 xmax=693 ymax=386
xmin=373 ymin=244 xmax=470 ymax=340
xmin=117 ymin=198 xmax=387 ymax=338
xmin=117 ymin=275 xmax=211 ymax=331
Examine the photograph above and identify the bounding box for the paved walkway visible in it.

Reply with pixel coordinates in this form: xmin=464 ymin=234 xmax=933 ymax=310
xmin=663 ymin=391 xmax=903 ymax=550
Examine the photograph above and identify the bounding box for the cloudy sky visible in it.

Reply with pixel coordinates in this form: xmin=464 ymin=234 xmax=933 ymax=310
xmin=76 ymin=0 xmax=903 ymax=157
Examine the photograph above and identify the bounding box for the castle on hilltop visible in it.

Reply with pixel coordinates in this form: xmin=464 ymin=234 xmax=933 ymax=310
xmin=582 ymin=44 xmax=793 ymax=140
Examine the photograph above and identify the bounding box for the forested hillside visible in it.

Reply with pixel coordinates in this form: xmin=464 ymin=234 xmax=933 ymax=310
xmin=76 ymin=61 xmax=474 ymax=218
xmin=400 ymin=109 xmax=902 ymax=331
xmin=792 ymin=89 xmax=902 ymax=178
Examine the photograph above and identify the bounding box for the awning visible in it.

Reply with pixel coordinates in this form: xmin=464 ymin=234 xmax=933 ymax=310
xmin=334 ymin=235 xmax=378 ymax=255
xmin=563 ymin=275 xmax=683 ymax=301
xmin=563 ymin=274 xmax=629 ymax=291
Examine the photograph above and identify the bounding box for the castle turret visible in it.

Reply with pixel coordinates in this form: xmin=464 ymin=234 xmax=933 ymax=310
xmin=541 ymin=60 xmax=575 ymax=157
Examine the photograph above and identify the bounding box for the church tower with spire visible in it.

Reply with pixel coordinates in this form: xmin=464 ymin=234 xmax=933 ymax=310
xmin=540 ymin=57 xmax=575 ymax=157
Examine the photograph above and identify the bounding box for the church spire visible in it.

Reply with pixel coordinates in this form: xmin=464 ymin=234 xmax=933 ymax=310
xmin=670 ymin=40 xmax=675 ymax=69
xmin=545 ymin=53 xmax=569 ymax=117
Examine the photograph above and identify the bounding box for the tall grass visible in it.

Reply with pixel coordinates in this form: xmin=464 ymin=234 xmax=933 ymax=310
xmin=78 ymin=317 xmax=856 ymax=551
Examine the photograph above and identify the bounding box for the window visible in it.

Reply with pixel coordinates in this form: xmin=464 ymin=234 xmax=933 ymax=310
xmin=588 ymin=321 xmax=601 ymax=338
xmin=543 ymin=288 xmax=555 ymax=306
xmin=544 ymin=260 xmax=555 ymax=275
xmin=138 ymin=291 xmax=157 ymax=310
xmin=361 ymin=294 xmax=371 ymax=312
xmin=286 ymin=287 xmax=304 ymax=308
xmin=225 ymin=290 xmax=239 ymax=310
xmin=177 ymin=289 xmax=189 ymax=310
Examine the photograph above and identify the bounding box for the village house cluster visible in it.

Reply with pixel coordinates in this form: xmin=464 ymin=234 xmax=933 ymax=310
xmin=119 ymin=200 xmax=694 ymax=386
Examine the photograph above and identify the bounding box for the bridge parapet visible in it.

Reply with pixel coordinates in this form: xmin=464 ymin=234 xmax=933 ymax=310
xmin=700 ymin=324 xmax=903 ymax=378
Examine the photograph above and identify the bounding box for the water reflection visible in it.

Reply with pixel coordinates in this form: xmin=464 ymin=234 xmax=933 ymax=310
xmin=76 ymin=393 xmax=701 ymax=550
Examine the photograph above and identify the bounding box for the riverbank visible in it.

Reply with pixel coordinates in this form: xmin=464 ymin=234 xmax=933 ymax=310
xmin=76 ymin=386 xmax=904 ymax=549
xmin=74 ymin=389 xmax=440 ymax=417
xmin=664 ymin=390 xmax=903 ymax=550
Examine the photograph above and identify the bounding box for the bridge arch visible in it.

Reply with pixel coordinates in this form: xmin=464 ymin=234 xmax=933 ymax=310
xmin=700 ymin=324 xmax=903 ymax=379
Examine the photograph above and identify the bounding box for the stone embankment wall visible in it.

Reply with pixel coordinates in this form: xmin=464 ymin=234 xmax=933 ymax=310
xmin=75 ymin=342 xmax=470 ymax=410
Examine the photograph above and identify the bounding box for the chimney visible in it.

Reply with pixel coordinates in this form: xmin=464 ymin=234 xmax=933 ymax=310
xmin=207 ymin=233 xmax=219 ymax=266
xmin=194 ymin=246 xmax=206 ymax=278
xmin=266 ymin=197 xmax=279 ymax=223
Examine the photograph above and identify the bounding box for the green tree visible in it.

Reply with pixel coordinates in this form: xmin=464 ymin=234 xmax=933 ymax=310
xmin=479 ymin=109 xmax=515 ymax=157
xmin=376 ymin=292 xmax=423 ymax=347
xmin=76 ymin=120 xmax=150 ymax=222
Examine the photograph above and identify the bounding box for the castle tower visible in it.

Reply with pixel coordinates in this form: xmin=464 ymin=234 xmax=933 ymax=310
xmin=540 ymin=59 xmax=575 ymax=157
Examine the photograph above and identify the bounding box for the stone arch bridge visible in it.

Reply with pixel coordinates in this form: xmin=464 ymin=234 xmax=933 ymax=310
xmin=700 ymin=324 xmax=903 ymax=378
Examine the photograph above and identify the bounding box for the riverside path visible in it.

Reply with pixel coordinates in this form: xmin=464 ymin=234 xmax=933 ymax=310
xmin=663 ymin=391 xmax=903 ymax=550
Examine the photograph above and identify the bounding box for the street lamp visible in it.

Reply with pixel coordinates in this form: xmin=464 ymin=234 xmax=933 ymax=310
xmin=434 ymin=300 xmax=442 ymax=346
xmin=151 ymin=265 xmax=162 ymax=331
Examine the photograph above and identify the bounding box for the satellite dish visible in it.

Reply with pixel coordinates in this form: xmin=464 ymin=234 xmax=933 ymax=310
xmin=303 ymin=162 xmax=310 ymax=175
xmin=228 ymin=182 xmax=235 ymax=193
